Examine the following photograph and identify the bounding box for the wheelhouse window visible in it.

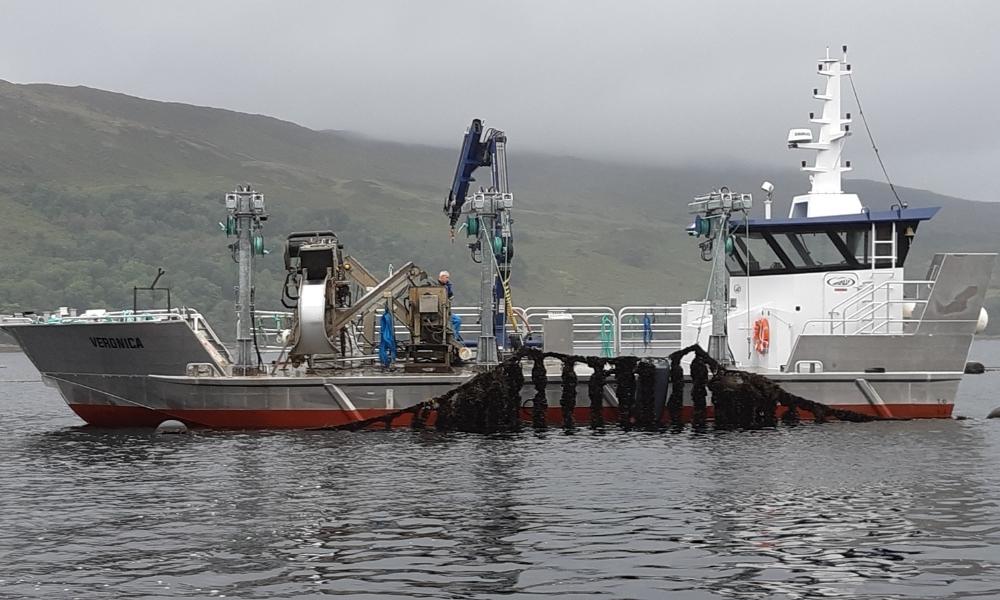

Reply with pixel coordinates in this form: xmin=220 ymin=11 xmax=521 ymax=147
xmin=726 ymin=221 xmax=918 ymax=276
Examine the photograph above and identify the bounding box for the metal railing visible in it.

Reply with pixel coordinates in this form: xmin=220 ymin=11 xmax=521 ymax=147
xmin=804 ymin=279 xmax=936 ymax=335
xmin=616 ymin=306 xmax=683 ymax=357
xmin=189 ymin=311 xmax=233 ymax=363
xmin=18 ymin=307 xmax=235 ymax=361
xmin=41 ymin=308 xmax=192 ymax=324
xmin=450 ymin=305 xmax=528 ymax=341
xmin=250 ymin=305 xmax=689 ymax=357
xmin=253 ymin=310 xmax=293 ymax=348
xmin=29 ymin=304 xmax=690 ymax=358
xmin=801 ymin=317 xmax=978 ymax=336
xmin=524 ymin=306 xmax=617 ymax=356
xmin=0 ymin=315 xmax=40 ymax=326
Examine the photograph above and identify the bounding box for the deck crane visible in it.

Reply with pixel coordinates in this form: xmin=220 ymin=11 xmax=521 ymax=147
xmin=444 ymin=119 xmax=515 ymax=367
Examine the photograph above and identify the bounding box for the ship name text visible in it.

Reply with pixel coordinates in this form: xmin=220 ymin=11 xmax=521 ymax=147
xmin=89 ymin=336 xmax=145 ymax=349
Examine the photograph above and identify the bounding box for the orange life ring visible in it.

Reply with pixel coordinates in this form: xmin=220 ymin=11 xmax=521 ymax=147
xmin=752 ymin=317 xmax=770 ymax=354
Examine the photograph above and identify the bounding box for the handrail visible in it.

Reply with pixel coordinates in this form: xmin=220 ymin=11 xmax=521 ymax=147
xmin=802 ymin=315 xmax=972 ymax=336
xmin=189 ymin=312 xmax=233 ymax=363
xmin=828 ymin=278 xmax=934 ymax=317
xmin=828 ymin=280 xmax=877 ymax=317
xmin=0 ymin=316 xmax=38 ymax=325
xmin=824 ymin=279 xmax=936 ymax=335
xmin=42 ymin=308 xmax=190 ymax=324
xmin=524 ymin=306 xmax=618 ymax=354
xmin=616 ymin=305 xmax=683 ymax=356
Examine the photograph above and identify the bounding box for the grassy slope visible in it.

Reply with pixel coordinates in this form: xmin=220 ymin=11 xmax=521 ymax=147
xmin=0 ymin=80 xmax=997 ymax=332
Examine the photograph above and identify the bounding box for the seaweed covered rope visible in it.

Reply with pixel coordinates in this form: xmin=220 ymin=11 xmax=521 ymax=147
xmin=322 ymin=345 xmax=886 ymax=433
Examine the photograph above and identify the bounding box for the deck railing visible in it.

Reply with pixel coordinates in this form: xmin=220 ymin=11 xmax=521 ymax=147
xmin=804 ymin=279 xmax=935 ymax=335
xmin=523 ymin=306 xmax=618 ymax=356
xmin=249 ymin=305 xmax=686 ymax=357
xmin=616 ymin=306 xmax=683 ymax=357
xmin=30 ymin=305 xmax=693 ymax=358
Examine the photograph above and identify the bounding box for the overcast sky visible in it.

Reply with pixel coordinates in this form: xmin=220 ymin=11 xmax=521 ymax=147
xmin=1 ymin=0 xmax=997 ymax=201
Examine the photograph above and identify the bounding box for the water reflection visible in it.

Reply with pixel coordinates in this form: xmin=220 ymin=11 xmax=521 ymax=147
xmin=696 ymin=422 xmax=999 ymax=599
xmin=6 ymin=346 xmax=1000 ymax=598
xmin=274 ymin=432 xmax=529 ymax=597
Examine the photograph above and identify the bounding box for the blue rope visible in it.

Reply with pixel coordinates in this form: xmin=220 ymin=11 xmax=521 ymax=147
xmin=378 ymin=306 xmax=396 ymax=367
xmin=642 ymin=313 xmax=653 ymax=348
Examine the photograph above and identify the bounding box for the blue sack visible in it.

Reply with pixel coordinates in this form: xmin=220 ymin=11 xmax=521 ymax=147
xmin=378 ymin=308 xmax=397 ymax=367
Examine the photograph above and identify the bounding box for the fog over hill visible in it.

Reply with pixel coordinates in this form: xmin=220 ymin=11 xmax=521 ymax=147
xmin=1 ymin=81 xmax=998 ymax=332
xmin=3 ymin=1 xmax=996 ymax=203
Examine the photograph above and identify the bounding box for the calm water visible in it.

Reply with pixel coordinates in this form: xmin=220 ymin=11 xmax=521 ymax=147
xmin=3 ymin=344 xmax=1000 ymax=599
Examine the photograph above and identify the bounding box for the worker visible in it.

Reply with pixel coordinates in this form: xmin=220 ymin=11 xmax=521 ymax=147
xmin=439 ymin=270 xmax=463 ymax=345
xmin=438 ymin=270 xmax=454 ymax=301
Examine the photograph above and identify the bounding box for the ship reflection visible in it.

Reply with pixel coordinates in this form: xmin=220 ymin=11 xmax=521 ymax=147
xmin=288 ymin=430 xmax=526 ymax=596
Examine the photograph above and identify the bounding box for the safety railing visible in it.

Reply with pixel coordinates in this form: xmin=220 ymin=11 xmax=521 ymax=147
xmin=616 ymin=306 xmax=683 ymax=357
xmin=0 ymin=315 xmax=40 ymax=326
xmin=32 ymin=304 xmax=683 ymax=359
xmin=252 ymin=305 xmax=680 ymax=357
xmin=449 ymin=305 xmax=528 ymax=341
xmin=189 ymin=311 xmax=233 ymax=362
xmin=39 ymin=307 xmax=192 ymax=324
xmin=801 ymin=317 xmax=978 ymax=336
xmin=253 ymin=310 xmax=294 ymax=348
xmin=804 ymin=279 xmax=935 ymax=335
xmin=524 ymin=306 xmax=617 ymax=356
xmin=23 ymin=307 xmax=236 ymax=361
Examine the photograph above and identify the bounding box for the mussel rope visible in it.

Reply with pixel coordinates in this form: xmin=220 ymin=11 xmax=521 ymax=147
xmin=319 ymin=345 xmax=889 ymax=432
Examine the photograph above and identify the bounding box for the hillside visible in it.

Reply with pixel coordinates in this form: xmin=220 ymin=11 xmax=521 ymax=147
xmin=1 ymin=80 xmax=998 ymax=333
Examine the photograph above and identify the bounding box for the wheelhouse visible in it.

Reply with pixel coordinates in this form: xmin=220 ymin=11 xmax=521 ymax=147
xmin=726 ymin=206 xmax=939 ymax=277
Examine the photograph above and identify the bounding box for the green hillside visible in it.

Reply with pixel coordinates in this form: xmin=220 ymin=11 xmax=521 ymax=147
xmin=1 ymin=80 xmax=998 ymax=334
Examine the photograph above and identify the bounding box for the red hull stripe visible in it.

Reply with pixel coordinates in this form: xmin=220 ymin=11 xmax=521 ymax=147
xmin=69 ymin=402 xmax=955 ymax=429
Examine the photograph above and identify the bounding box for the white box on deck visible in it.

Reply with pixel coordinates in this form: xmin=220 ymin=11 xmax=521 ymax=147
xmin=543 ymin=312 xmax=574 ymax=355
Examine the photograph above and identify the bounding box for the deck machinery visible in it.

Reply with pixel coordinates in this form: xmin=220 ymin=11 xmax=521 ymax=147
xmin=246 ymin=219 xmax=459 ymax=372
xmin=445 ymin=118 xmax=517 ymax=366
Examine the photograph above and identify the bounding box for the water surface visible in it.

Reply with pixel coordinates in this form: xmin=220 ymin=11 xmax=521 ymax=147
xmin=2 ymin=342 xmax=1000 ymax=599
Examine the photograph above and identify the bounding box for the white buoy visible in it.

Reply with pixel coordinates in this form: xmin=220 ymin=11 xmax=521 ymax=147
xmin=155 ymin=419 xmax=188 ymax=434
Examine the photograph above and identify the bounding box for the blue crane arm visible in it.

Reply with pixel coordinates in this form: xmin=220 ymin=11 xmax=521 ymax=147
xmin=445 ymin=119 xmax=493 ymax=227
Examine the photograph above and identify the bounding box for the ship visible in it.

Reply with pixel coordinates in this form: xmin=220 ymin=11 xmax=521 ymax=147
xmin=3 ymin=47 xmax=994 ymax=428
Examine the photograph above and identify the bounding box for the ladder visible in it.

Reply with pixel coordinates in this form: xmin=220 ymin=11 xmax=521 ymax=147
xmin=867 ymin=222 xmax=897 ymax=333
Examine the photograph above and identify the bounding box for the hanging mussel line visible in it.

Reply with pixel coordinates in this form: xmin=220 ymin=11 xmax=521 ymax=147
xmin=324 ymin=345 xmax=883 ymax=433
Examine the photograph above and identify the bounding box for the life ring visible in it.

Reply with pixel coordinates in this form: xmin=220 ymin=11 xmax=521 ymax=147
xmin=752 ymin=317 xmax=770 ymax=354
